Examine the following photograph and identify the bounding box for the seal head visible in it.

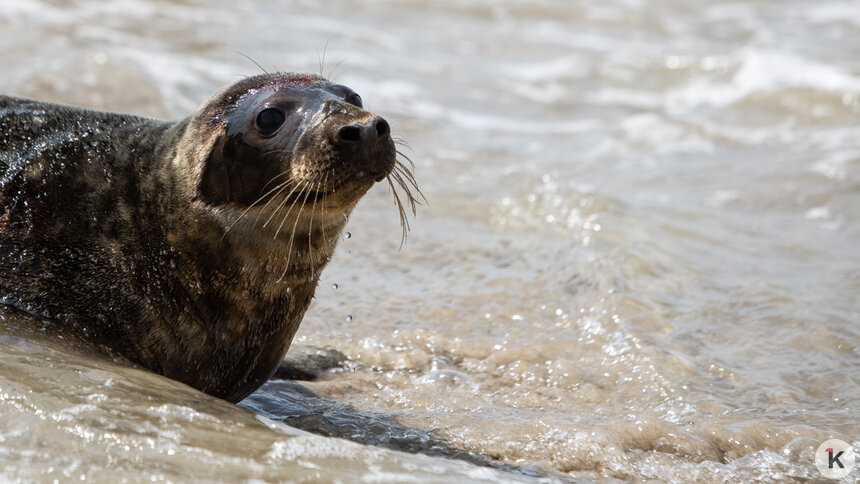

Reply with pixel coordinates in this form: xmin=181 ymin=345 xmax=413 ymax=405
xmin=197 ymin=75 xmax=394 ymax=208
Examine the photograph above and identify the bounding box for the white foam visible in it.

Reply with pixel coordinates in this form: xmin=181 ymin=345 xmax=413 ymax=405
xmin=666 ymin=48 xmax=860 ymax=111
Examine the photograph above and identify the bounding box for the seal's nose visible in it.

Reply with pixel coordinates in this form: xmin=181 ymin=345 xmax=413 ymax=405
xmin=332 ymin=116 xmax=395 ymax=182
xmin=336 ymin=118 xmax=390 ymax=148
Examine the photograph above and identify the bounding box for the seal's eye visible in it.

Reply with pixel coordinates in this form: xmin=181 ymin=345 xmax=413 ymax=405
xmin=346 ymin=93 xmax=363 ymax=108
xmin=256 ymin=108 xmax=286 ymax=136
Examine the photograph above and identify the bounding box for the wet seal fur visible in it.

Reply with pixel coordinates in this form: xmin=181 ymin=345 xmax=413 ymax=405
xmin=0 ymin=73 xmax=419 ymax=402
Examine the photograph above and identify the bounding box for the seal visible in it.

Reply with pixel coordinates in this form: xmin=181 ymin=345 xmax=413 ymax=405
xmin=0 ymin=73 xmax=419 ymax=403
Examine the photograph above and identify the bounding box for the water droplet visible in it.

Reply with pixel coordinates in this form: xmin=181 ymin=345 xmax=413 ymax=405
xmin=332 ymin=283 xmax=339 ymax=290
xmin=343 ymin=232 xmax=352 ymax=239
xmin=346 ymin=314 xmax=353 ymax=322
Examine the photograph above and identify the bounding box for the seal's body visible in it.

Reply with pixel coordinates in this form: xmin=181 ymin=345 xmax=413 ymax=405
xmin=0 ymin=73 xmax=409 ymax=402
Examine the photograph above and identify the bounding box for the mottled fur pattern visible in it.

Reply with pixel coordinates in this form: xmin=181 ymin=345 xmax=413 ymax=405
xmin=0 ymin=74 xmax=399 ymax=402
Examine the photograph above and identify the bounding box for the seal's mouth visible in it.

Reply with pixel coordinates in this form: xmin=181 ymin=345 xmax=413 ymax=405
xmin=287 ymin=169 xmax=389 ymax=204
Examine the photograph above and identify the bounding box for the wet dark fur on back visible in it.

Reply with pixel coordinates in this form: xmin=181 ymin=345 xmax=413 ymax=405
xmin=0 ymin=74 xmax=419 ymax=402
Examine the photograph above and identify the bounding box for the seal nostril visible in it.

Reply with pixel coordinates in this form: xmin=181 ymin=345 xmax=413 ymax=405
xmin=338 ymin=125 xmax=362 ymax=143
xmin=375 ymin=119 xmax=390 ymax=138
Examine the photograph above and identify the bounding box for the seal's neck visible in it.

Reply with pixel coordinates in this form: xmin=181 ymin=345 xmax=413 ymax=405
xmin=143 ymin=203 xmax=352 ymax=402
xmin=214 ymin=204 xmax=352 ymax=296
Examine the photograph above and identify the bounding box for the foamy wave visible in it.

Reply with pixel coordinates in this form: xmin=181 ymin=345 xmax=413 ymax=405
xmin=666 ymin=48 xmax=860 ymax=111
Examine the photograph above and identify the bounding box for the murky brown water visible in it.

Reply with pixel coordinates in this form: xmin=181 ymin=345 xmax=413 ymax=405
xmin=1 ymin=0 xmax=858 ymax=482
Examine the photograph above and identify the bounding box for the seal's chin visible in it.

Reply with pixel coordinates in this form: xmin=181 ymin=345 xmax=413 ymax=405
xmin=315 ymin=175 xmax=379 ymax=206
xmin=350 ymin=169 xmax=392 ymax=185
xmin=293 ymin=166 xmax=393 ymax=205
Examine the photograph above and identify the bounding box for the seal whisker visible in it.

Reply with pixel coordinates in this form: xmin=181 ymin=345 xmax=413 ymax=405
xmin=393 ymin=160 xmax=422 ymax=194
xmin=233 ymin=51 xmax=271 ymax=76
xmin=393 ymin=170 xmax=419 ymax=199
xmin=275 ymin=180 xmax=312 ymax=283
xmin=255 ymin=177 xmax=295 ymax=218
xmin=306 ymin=172 xmax=326 ymax=279
xmin=395 ymin=150 xmax=417 ymax=171
xmin=257 ymin=175 xmax=304 ymax=220
xmin=259 ymin=168 xmax=293 ymax=192
xmin=392 ymin=138 xmax=413 ymax=151
xmin=320 ymin=173 xmax=330 ymax=249
xmin=317 ymin=40 xmax=329 ymax=77
xmin=386 ymin=176 xmax=410 ymax=247
xmin=262 ymin=148 xmax=291 ymax=156
xmin=393 ymin=162 xmax=425 ymax=208
xmin=274 ymin=179 xmax=311 ymax=239
xmin=254 ymin=180 xmax=293 ymax=227
xmin=262 ymin=180 xmax=301 ymax=229
xmin=227 ymin=175 xmax=294 ymax=232
xmin=327 ymin=58 xmax=349 ymax=82
xmin=390 ymin=169 xmax=419 ymax=217
xmin=278 ymin=179 xmax=316 ymax=283
xmin=394 ymin=147 xmax=413 ymax=157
